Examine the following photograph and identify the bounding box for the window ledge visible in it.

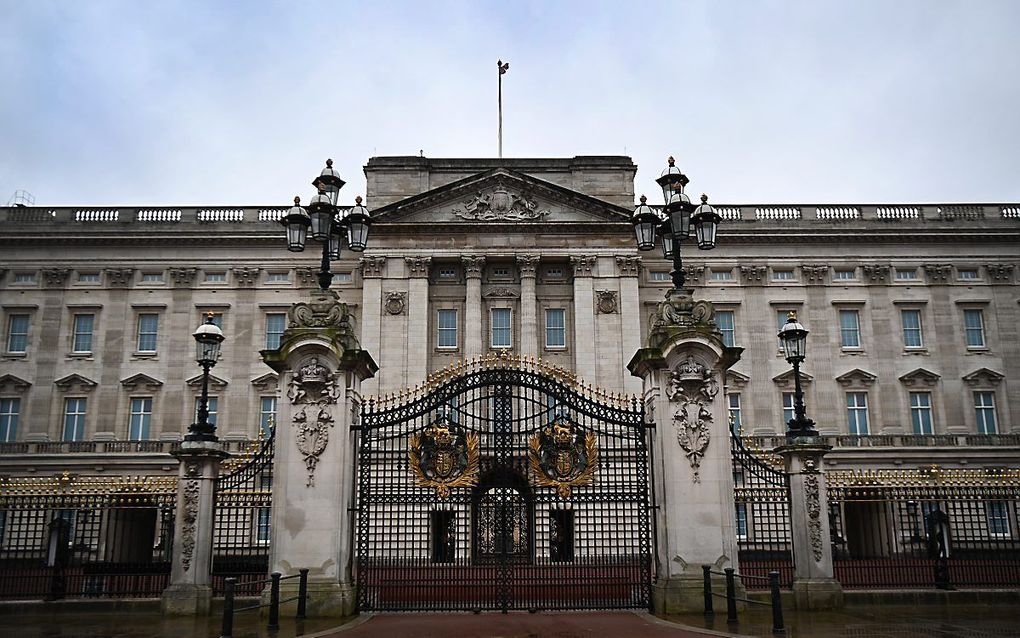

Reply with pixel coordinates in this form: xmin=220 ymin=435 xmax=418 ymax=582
xmin=840 ymin=349 xmax=866 ymax=356
xmin=3 ymin=352 xmax=28 ymax=359
xmin=544 ymin=346 xmax=568 ymax=352
xmin=132 ymin=352 xmax=159 ymax=360
xmin=67 ymin=352 xmax=94 ymax=360
xmin=902 ymin=348 xmax=929 ymax=356
xmin=965 ymin=348 xmax=990 ymax=355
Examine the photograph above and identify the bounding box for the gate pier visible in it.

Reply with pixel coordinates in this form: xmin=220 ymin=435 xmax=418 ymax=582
xmin=261 ymin=290 xmax=377 ymax=617
xmin=628 ymin=288 xmax=744 ymax=614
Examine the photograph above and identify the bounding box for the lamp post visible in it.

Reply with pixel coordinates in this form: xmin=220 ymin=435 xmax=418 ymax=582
xmin=187 ymin=314 xmax=225 ymax=442
xmin=631 ymin=156 xmax=721 ymax=289
xmin=778 ymin=311 xmax=818 ymax=437
xmin=279 ymin=159 xmax=372 ymax=290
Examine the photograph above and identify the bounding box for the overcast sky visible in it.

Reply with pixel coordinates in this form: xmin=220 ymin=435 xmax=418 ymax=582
xmin=2 ymin=1 xmax=1018 ymax=207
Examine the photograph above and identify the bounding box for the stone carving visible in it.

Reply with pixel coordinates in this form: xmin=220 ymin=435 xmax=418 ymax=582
xmin=104 ymin=268 xmax=135 ymax=286
xmin=862 ymin=264 xmax=890 ymax=283
xmin=41 ymin=268 xmax=70 ymax=287
xmin=647 ymin=288 xmax=719 ymax=348
xmin=231 ymin=267 xmax=260 ymax=287
xmin=292 ymin=405 xmax=335 ymax=487
xmin=295 ymin=267 xmax=317 ymax=288
xmin=595 ymin=290 xmax=618 ymax=314
xmin=516 ymin=255 xmax=539 ymax=278
xmin=180 ymin=463 xmax=201 ymax=572
xmin=615 ymin=255 xmax=641 ymax=277
xmin=923 ymin=264 xmax=952 ymax=283
xmin=359 ymin=256 xmax=386 ymax=278
xmin=169 ymin=267 xmax=197 ymax=285
xmin=804 ymin=472 xmax=823 ymax=562
xmin=462 ymin=255 xmax=485 ymax=279
xmin=384 ymin=291 xmax=407 ymax=315
xmin=483 ymin=287 xmax=519 ymax=299
xmin=405 ymin=256 xmax=431 ymax=278
xmin=682 ymin=265 xmax=705 ymax=285
xmin=985 ymin=263 xmax=1014 ymax=282
xmin=288 ymin=356 xmax=342 ymax=486
xmin=570 ymin=255 xmax=596 ymax=277
xmin=801 ymin=265 xmax=828 ymax=284
xmin=665 ymin=355 xmax=719 ymax=482
xmin=739 ymin=265 xmax=767 ymax=284
xmin=454 ymin=186 xmax=550 ymax=221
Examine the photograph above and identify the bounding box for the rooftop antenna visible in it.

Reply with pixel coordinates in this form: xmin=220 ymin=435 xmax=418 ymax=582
xmin=497 ymin=59 xmax=509 ymax=158
xmin=6 ymin=190 xmax=35 ymax=207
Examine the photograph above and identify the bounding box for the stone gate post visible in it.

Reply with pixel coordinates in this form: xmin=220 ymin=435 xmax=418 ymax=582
xmin=628 ymin=288 xmax=743 ymax=614
xmin=775 ymin=441 xmax=844 ymax=609
xmin=160 ymin=440 xmax=228 ymax=615
xmin=261 ymin=290 xmax=377 ymax=617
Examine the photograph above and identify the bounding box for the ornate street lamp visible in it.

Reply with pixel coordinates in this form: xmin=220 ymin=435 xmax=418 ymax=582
xmin=778 ymin=311 xmax=818 ymax=437
xmin=278 ymin=159 xmax=372 ymax=290
xmin=187 ymin=314 xmax=225 ymax=442
xmin=632 ymin=156 xmax=719 ymax=289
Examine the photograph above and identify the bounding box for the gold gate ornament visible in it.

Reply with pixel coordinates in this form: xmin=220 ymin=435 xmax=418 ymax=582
xmin=529 ymin=421 xmax=598 ymax=497
xmin=408 ymin=422 xmax=479 ymax=498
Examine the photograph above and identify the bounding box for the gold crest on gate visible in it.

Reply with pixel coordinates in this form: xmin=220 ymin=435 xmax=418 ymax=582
xmin=529 ymin=417 xmax=598 ymax=498
xmin=409 ymin=418 xmax=479 ymax=498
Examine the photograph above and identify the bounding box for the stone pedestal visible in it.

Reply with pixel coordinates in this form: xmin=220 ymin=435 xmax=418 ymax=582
xmin=261 ymin=290 xmax=376 ymax=617
xmin=628 ymin=288 xmax=743 ymax=614
xmin=776 ymin=440 xmax=844 ymax=610
xmin=161 ymin=440 xmax=228 ymax=615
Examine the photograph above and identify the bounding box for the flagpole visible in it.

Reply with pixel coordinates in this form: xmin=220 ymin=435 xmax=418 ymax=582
xmin=497 ymin=60 xmax=509 ymax=159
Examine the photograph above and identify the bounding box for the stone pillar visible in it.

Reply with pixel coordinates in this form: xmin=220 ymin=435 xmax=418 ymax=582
xmin=517 ymin=254 xmax=539 ymax=357
xmin=627 ymin=288 xmax=743 ymax=614
xmin=406 ymin=256 xmax=431 ymax=384
xmin=616 ymin=255 xmax=642 ymax=396
xmin=160 ymin=441 xmax=228 ymax=615
xmin=462 ymin=255 xmax=485 ymax=360
xmin=571 ymin=255 xmax=597 ymax=382
xmin=260 ymin=290 xmax=377 ymax=617
xmin=775 ymin=442 xmax=844 ymax=610
xmin=358 ymin=256 xmax=385 ymax=396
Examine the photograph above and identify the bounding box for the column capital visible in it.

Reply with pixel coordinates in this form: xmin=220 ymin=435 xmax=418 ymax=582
xmin=405 ymin=256 xmax=432 ymax=278
xmin=516 ymin=254 xmax=539 ymax=278
xmin=615 ymin=255 xmax=642 ymax=277
xmin=462 ymin=255 xmax=485 ymax=279
xmin=359 ymin=255 xmax=386 ymax=278
xmin=570 ymin=255 xmax=597 ymax=277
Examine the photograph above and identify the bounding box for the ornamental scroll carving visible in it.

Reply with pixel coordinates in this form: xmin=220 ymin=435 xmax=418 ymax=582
xmin=595 ymin=290 xmax=618 ymax=314
xmin=384 ymin=291 xmax=407 ymax=315
xmin=804 ymin=470 xmax=823 ymax=562
xmin=180 ymin=462 xmax=201 ymax=572
xmin=666 ymin=355 xmax=719 ymax=482
xmin=454 ymin=186 xmax=550 ymax=222
xmin=287 ymin=356 xmax=341 ymax=487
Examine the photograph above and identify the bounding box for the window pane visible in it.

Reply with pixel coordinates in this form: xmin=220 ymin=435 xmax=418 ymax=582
xmin=901 ymin=310 xmax=922 ymax=348
xmin=260 ymin=396 xmax=277 ymax=438
xmin=491 ymin=308 xmax=511 ymax=348
xmin=63 ymin=398 xmax=86 ymax=441
xmin=73 ymin=314 xmax=94 ymax=352
xmin=782 ymin=392 xmax=794 ymax=425
xmin=846 ymin=392 xmax=869 ymax=435
xmin=910 ymin=392 xmax=933 ymax=434
xmin=964 ymin=309 xmax=985 ymax=347
xmin=545 ymin=309 xmax=565 ymax=348
xmin=437 ymin=309 xmax=458 ymax=348
xmin=196 ymin=397 xmax=218 ymax=426
xmin=728 ymin=394 xmax=741 ymax=434
xmin=839 ymin=310 xmax=860 ymax=348
xmin=137 ymin=314 xmax=159 ymax=351
xmin=0 ymin=398 xmax=19 ymax=442
xmin=265 ymin=314 xmax=286 ymax=349
xmin=974 ymin=391 xmax=997 ymax=435
xmin=7 ymin=314 xmax=29 ymax=352
xmin=129 ymin=398 xmax=152 ymax=440
xmin=716 ymin=311 xmax=735 ymax=347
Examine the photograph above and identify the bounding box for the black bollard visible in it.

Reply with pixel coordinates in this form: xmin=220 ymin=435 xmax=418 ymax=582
xmin=219 ymin=578 xmax=236 ymax=638
xmin=268 ymin=572 xmax=281 ymax=630
xmin=724 ymin=567 xmax=737 ymax=623
xmin=703 ymin=565 xmax=713 ymax=616
xmin=769 ymin=571 xmax=785 ymax=635
xmin=297 ymin=569 xmax=309 ymax=619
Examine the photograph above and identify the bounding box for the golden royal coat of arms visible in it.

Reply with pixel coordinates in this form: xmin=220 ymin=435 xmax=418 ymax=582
xmin=528 ymin=419 xmax=598 ymax=498
xmin=408 ymin=421 xmax=480 ymax=498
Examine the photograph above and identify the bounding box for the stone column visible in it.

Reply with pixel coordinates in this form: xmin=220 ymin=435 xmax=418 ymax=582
xmin=617 ymin=255 xmax=642 ymax=396
xmin=160 ymin=441 xmax=228 ymax=615
xmin=571 ymin=255 xmax=597 ymax=383
xmin=517 ymin=255 xmax=539 ymax=358
xmin=260 ymin=289 xmax=377 ymax=617
xmin=358 ymin=256 xmax=385 ymax=396
xmin=462 ymin=256 xmax=485 ymax=360
xmin=406 ymin=257 xmax=431 ymax=384
xmin=627 ymin=288 xmax=743 ymax=614
xmin=775 ymin=442 xmax=844 ymax=610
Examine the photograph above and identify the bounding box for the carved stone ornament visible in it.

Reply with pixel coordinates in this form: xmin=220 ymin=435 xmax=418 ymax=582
xmin=595 ymin=290 xmax=618 ymax=314
xmin=104 ymin=268 xmax=135 ymax=287
xmin=180 ymin=466 xmax=201 ymax=572
xmin=285 ymin=290 xmax=358 ymax=352
xmin=682 ymin=265 xmax=705 ymax=285
xmin=666 ymin=355 xmax=719 ymax=483
xmin=292 ymin=405 xmax=334 ymax=487
xmin=528 ymin=418 xmax=598 ymax=497
xmin=516 ymin=254 xmax=539 ymax=278
xmin=804 ymin=472 xmax=824 ymax=562
xmin=409 ymin=420 xmax=480 ymax=498
xmin=483 ymin=287 xmax=519 ymax=299
xmin=801 ymin=265 xmax=828 ymax=285
xmin=462 ymin=255 xmax=486 ymax=279
xmin=985 ymin=263 xmax=1014 ymax=282
xmin=862 ymin=264 xmax=890 ymax=283
xmin=570 ymin=255 xmax=596 ymax=277
xmin=739 ymin=265 xmax=767 ymax=285
xmin=616 ymin=255 xmax=641 ymax=277
xmin=648 ymin=288 xmax=719 ymax=349
xmin=295 ymin=267 xmax=317 ymax=288
xmin=232 ymin=267 xmax=260 ymax=287
xmin=359 ymin=256 xmax=386 ymax=278
xmin=287 ymin=356 xmax=342 ymax=487
xmin=454 ymin=186 xmax=550 ymax=222
xmin=923 ymin=264 xmax=952 ymax=283
xmin=384 ymin=291 xmax=407 ymax=315
xmin=287 ymin=356 xmax=340 ymax=406
xmin=42 ymin=268 xmax=70 ymax=287
xmin=169 ymin=267 xmax=197 ymax=286
xmin=405 ymin=256 xmax=431 ymax=278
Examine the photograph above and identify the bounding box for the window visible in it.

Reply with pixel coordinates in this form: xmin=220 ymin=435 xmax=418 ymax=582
xmin=13 ymin=273 xmax=36 ymax=284
xmin=901 ymin=309 xmax=923 ymax=348
xmin=846 ymin=392 xmax=870 ymax=435
xmin=63 ymin=398 xmax=87 ymax=441
xmin=195 ymin=397 xmax=218 ymax=426
xmin=256 ymin=508 xmax=272 ymax=544
xmin=974 ymin=391 xmax=997 ymax=435
xmin=964 ymin=309 xmax=985 ymax=347
xmin=136 ymin=313 xmax=159 ymax=352
xmin=438 ymin=268 xmax=458 ymax=280
xmin=265 ymin=313 xmax=286 ymax=349
xmin=491 ymin=267 xmax=511 ymax=278
xmin=958 ymin=268 xmax=979 ymax=280
xmin=545 ymin=267 xmax=564 ymax=279
xmin=716 ymin=311 xmax=735 ymax=347
xmin=545 ymin=308 xmax=566 ymax=348
xmin=895 ymin=268 xmax=918 ymax=281
xmin=710 ymin=269 xmax=733 ymax=281
xmin=128 ymin=398 xmax=153 ymax=441
xmin=205 ymin=272 xmax=227 ymax=283
xmin=839 ymin=309 xmax=861 ymax=348
xmin=910 ymin=392 xmax=934 ymax=435
xmin=986 ymin=501 xmax=1010 ymax=536
xmin=491 ymin=308 xmax=512 ymax=348
xmin=776 ymin=310 xmax=797 ymax=349
xmin=141 ymin=273 xmax=163 ymax=283
xmin=331 ymin=272 xmax=352 ymax=284
xmin=207 ymin=312 xmax=224 ymax=329
xmin=260 ymin=397 xmax=277 ymax=438
xmin=728 ymin=394 xmax=741 ymax=435
xmin=430 ymin=510 xmax=456 ymax=563
xmin=833 ymin=269 xmax=856 ymax=280
xmin=782 ymin=392 xmax=794 ymax=427
xmin=267 ymin=272 xmax=289 ymax=283
xmin=550 ymin=509 xmax=575 ymax=562
xmin=772 ymin=269 xmax=795 ymax=281
xmin=72 ymin=314 xmax=94 ymax=353
xmin=735 ymin=503 xmax=748 ymax=539
xmin=0 ymin=398 xmax=19 ymax=442
xmin=437 ymin=309 xmax=458 ymax=349
xmin=650 ymin=271 xmax=671 ymax=282
xmin=78 ymin=273 xmax=100 ymax=283
xmin=6 ymin=314 xmax=29 ymax=353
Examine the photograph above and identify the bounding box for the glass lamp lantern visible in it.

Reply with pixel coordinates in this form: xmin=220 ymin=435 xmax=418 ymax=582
xmin=659 ymin=220 xmax=675 ymax=259
xmin=778 ymin=312 xmax=808 ymax=362
xmin=307 ymin=187 xmax=334 ymax=242
xmin=666 ymin=190 xmax=692 ymax=238
xmin=692 ymin=194 xmax=721 ymax=250
xmin=328 ymin=221 xmax=345 ymax=261
xmin=655 ymin=156 xmax=690 ymax=204
xmin=631 ymin=195 xmax=659 ymax=251
xmin=314 ymin=159 xmax=346 ymax=207
xmin=280 ymin=196 xmax=311 ymax=252
xmin=345 ymin=196 xmax=371 ymax=252
xmin=193 ymin=315 xmax=225 ymax=364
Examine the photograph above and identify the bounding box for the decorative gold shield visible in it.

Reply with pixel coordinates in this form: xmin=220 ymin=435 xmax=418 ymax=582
xmin=528 ymin=420 xmax=598 ymax=498
xmin=408 ymin=422 xmax=479 ymax=498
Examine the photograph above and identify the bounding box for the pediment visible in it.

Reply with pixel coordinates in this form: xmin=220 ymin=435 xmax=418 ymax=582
xmin=725 ymin=370 xmax=750 ymax=389
xmin=772 ymin=369 xmax=813 ymax=389
xmin=0 ymin=374 xmax=32 ymax=392
xmin=251 ymin=372 xmax=280 ymax=392
xmin=371 ymin=168 xmax=632 ymax=225
xmin=186 ymin=373 xmax=229 ymax=390
xmin=835 ymin=368 xmax=877 ymax=388
xmin=120 ymin=373 xmax=163 ymax=391
xmin=962 ymin=367 xmax=1004 ymax=388
xmin=54 ymin=373 xmax=97 ymax=392
xmin=899 ymin=368 xmax=940 ymax=388
xmin=483 ymin=287 xmax=520 ymax=299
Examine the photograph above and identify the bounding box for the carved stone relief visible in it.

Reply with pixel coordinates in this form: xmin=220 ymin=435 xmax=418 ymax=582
xmin=615 ymin=255 xmax=641 ymax=277
xmin=104 ymin=268 xmax=135 ymax=287
xmin=384 ymin=291 xmax=407 ymax=315
xmin=665 ymin=355 xmax=719 ymax=483
xmin=295 ymin=267 xmax=318 ymax=288
xmin=42 ymin=268 xmax=70 ymax=287
xmin=359 ymin=256 xmax=386 ymax=278
xmin=462 ymin=256 xmax=485 ymax=279
xmin=923 ymin=264 xmax=952 ymax=284
xmin=682 ymin=265 xmax=705 ymax=285
xmin=862 ymin=264 xmax=890 ymax=283
xmin=180 ymin=461 xmax=201 ymax=572
xmin=595 ymin=290 xmax=618 ymax=314
xmin=985 ymin=263 xmax=1014 ymax=282
xmin=169 ymin=267 xmax=197 ymax=286
xmin=804 ymin=471 xmax=823 ymax=562
xmin=232 ymin=267 xmax=260 ymax=287
xmin=453 ymin=186 xmax=550 ymax=221
xmin=570 ymin=255 xmax=596 ymax=277
xmin=516 ymin=255 xmax=539 ymax=278
xmin=801 ymin=265 xmax=828 ymax=285
xmin=739 ymin=265 xmax=767 ymax=285
xmin=405 ymin=256 xmax=431 ymax=278
xmin=287 ymin=356 xmax=341 ymax=487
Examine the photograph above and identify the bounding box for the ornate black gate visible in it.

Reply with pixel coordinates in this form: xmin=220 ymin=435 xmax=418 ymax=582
xmin=356 ymin=354 xmax=651 ymax=611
